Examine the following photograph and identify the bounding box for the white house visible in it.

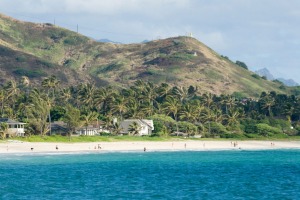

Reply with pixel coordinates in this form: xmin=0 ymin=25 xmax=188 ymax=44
xmin=76 ymin=126 xmax=101 ymax=136
xmin=0 ymin=118 xmax=26 ymax=137
xmin=75 ymin=121 xmax=109 ymax=136
xmin=50 ymin=120 xmax=110 ymax=136
xmin=120 ymin=119 xmax=154 ymax=136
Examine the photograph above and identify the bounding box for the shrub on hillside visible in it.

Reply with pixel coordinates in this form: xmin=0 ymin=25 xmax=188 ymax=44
xmin=256 ymin=123 xmax=282 ymax=136
xmin=175 ymin=121 xmax=198 ymax=135
xmin=241 ymin=118 xmax=258 ymax=133
xmin=205 ymin=122 xmax=229 ymax=137
xmin=251 ymin=74 xmax=260 ymax=79
xmin=150 ymin=114 xmax=175 ymax=135
xmin=15 ymin=55 xmax=27 ymax=62
xmin=269 ymin=119 xmax=290 ymax=130
xmin=235 ymin=60 xmax=248 ymax=70
xmin=13 ymin=68 xmax=46 ymax=78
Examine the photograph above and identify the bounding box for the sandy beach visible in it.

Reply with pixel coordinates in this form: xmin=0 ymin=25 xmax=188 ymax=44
xmin=0 ymin=140 xmax=300 ymax=154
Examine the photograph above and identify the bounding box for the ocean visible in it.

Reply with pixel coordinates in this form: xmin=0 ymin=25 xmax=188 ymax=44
xmin=0 ymin=150 xmax=299 ymax=199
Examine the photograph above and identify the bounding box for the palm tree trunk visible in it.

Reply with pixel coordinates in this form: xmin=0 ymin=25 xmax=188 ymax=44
xmin=49 ymin=112 xmax=52 ymax=136
xmin=175 ymin=114 xmax=179 ymax=135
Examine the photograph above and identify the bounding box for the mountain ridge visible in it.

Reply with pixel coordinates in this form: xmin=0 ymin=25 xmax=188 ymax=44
xmin=0 ymin=13 xmax=290 ymax=97
xmin=255 ymin=68 xmax=299 ymax=87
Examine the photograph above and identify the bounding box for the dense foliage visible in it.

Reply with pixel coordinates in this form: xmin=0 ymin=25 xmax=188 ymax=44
xmin=1 ymin=76 xmax=300 ymax=138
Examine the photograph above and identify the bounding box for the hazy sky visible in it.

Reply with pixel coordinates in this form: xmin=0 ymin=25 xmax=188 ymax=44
xmin=0 ymin=0 xmax=300 ymax=82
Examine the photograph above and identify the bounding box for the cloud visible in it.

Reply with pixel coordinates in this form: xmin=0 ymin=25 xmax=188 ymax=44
xmin=63 ymin=0 xmax=191 ymax=14
xmin=0 ymin=0 xmax=191 ymax=15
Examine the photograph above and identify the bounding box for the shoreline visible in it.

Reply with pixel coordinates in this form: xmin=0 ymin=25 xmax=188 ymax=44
xmin=1 ymin=140 xmax=300 ymax=155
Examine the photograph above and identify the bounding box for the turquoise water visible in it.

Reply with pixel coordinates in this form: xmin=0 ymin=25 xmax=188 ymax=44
xmin=0 ymin=150 xmax=300 ymax=199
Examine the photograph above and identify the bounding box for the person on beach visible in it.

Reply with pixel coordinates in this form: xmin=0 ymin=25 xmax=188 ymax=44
xmin=31 ymin=147 xmax=34 ymax=151
xmin=144 ymin=147 xmax=146 ymax=152
xmin=56 ymin=145 xmax=58 ymax=150
xmin=98 ymin=144 xmax=101 ymax=149
xmin=184 ymin=143 xmax=186 ymax=149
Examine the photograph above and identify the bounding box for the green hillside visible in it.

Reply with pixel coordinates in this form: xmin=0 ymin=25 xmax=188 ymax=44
xmin=0 ymin=13 xmax=290 ymax=97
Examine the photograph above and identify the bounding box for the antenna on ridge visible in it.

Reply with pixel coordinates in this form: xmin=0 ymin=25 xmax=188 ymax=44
xmin=185 ymin=32 xmax=193 ymax=38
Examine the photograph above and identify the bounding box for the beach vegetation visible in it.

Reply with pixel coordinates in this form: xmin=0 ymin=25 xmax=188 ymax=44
xmin=256 ymin=123 xmax=282 ymax=137
xmin=1 ymin=78 xmax=300 ymax=140
xmin=0 ymin=122 xmax=8 ymax=139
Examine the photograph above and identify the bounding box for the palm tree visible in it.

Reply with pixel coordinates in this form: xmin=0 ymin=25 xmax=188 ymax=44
xmin=202 ymin=93 xmax=215 ymax=109
xmin=81 ymin=111 xmax=99 ymax=135
xmin=172 ymin=86 xmax=189 ymax=104
xmin=42 ymin=75 xmax=60 ymax=98
xmin=4 ymin=80 xmax=20 ymax=112
xmin=179 ymin=103 xmax=198 ymax=123
xmin=20 ymin=76 xmax=30 ymax=87
xmin=163 ymin=96 xmax=181 ymax=132
xmin=77 ymin=83 xmax=96 ymax=108
xmin=27 ymin=90 xmax=51 ymax=136
xmin=59 ymin=88 xmax=72 ymax=105
xmin=0 ymin=122 xmax=8 ymax=139
xmin=0 ymin=89 xmax=5 ymax=117
xmin=111 ymin=96 xmax=128 ymax=120
xmin=282 ymin=103 xmax=295 ymax=123
xmin=221 ymin=95 xmax=236 ymax=114
xmin=126 ymin=97 xmax=141 ymax=118
xmin=140 ymin=100 xmax=158 ymax=118
xmin=225 ymin=108 xmax=244 ymax=127
xmin=192 ymin=100 xmax=205 ymax=119
xmin=112 ymin=121 xmax=123 ymax=135
xmin=260 ymin=94 xmax=275 ymax=117
xmin=63 ymin=104 xmax=82 ymax=140
xmin=4 ymin=80 xmax=20 ymax=99
xmin=128 ymin=121 xmax=141 ymax=136
xmin=17 ymin=102 xmax=31 ymax=122
xmin=157 ymin=83 xmax=171 ymax=100
xmin=94 ymin=87 xmax=115 ymax=113
xmin=20 ymin=76 xmax=30 ymax=97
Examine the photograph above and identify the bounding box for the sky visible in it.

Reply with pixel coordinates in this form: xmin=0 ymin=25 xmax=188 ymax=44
xmin=0 ymin=0 xmax=300 ymax=83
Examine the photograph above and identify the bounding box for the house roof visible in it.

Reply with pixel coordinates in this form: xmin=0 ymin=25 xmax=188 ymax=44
xmin=120 ymin=119 xmax=154 ymax=130
xmin=0 ymin=118 xmax=26 ymax=124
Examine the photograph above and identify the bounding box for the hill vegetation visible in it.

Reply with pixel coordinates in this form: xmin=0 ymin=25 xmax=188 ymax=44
xmin=0 ymin=13 xmax=291 ymax=97
xmin=0 ymin=79 xmax=300 ymax=139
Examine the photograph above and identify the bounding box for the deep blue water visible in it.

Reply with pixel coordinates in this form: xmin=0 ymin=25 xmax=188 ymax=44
xmin=0 ymin=150 xmax=300 ymax=199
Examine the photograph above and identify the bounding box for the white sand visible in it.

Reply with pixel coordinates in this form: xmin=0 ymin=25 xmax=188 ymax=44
xmin=1 ymin=140 xmax=300 ymax=154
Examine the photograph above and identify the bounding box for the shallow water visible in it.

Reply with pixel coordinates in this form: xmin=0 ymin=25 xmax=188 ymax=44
xmin=0 ymin=150 xmax=299 ymax=199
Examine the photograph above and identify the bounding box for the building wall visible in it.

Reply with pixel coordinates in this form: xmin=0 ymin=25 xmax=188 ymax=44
xmin=7 ymin=128 xmax=25 ymax=137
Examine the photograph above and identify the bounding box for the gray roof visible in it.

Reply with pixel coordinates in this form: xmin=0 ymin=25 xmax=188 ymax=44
xmin=0 ymin=118 xmax=26 ymax=124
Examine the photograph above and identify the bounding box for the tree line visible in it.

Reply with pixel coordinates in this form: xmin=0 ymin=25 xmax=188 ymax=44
xmin=0 ymin=76 xmax=300 ymax=138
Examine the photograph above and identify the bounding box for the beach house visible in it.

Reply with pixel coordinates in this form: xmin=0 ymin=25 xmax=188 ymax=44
xmin=75 ymin=120 xmax=109 ymax=136
xmin=0 ymin=118 xmax=26 ymax=137
xmin=120 ymin=119 xmax=154 ymax=136
xmin=51 ymin=121 xmax=109 ymax=136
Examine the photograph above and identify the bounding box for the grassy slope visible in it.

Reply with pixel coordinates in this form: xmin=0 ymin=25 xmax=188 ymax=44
xmin=0 ymin=13 xmax=290 ymax=96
